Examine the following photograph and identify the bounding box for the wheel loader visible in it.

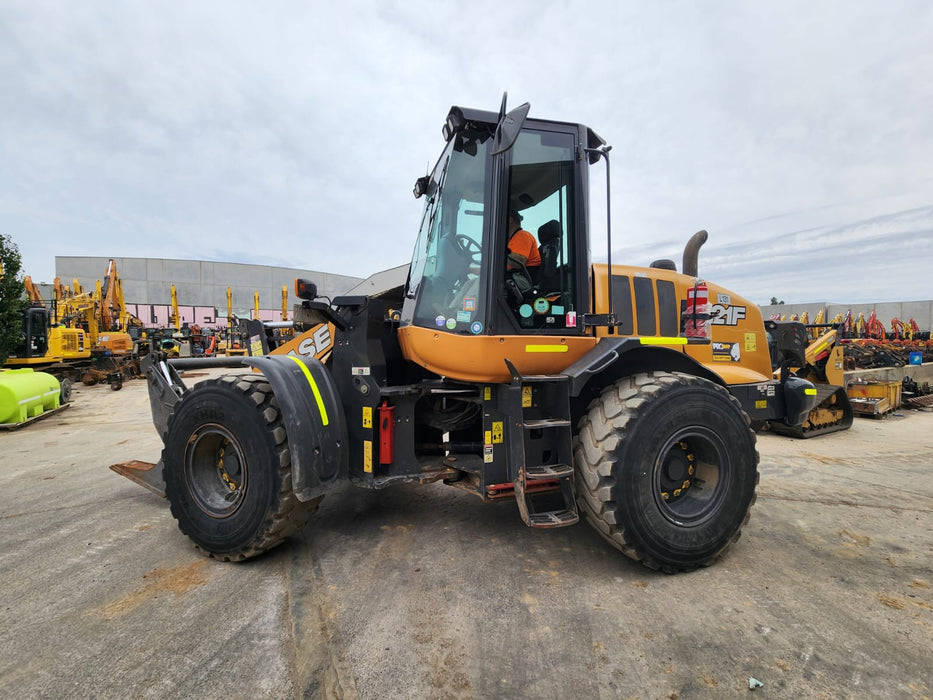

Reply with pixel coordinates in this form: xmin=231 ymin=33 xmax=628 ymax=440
xmin=113 ymin=97 xmax=817 ymax=573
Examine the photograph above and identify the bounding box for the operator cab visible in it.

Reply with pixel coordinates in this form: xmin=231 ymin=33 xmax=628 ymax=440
xmin=13 ymin=306 xmax=50 ymax=359
xmin=399 ymin=99 xmax=605 ymax=381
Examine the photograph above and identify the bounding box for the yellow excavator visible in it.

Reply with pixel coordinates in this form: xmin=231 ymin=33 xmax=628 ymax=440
xmin=58 ymin=260 xmax=136 ymax=358
xmin=7 ymin=260 xmax=140 ymax=388
xmin=6 ymin=277 xmax=92 ymax=382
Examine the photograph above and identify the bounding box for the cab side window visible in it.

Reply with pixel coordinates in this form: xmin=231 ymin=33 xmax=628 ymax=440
xmin=506 ymin=131 xmax=576 ymax=331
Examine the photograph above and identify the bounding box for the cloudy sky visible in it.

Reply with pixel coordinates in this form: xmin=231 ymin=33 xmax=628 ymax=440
xmin=2 ymin=1 xmax=931 ymax=305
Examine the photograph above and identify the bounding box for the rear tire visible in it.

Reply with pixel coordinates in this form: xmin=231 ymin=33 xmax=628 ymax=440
xmin=163 ymin=373 xmax=321 ymax=561
xmin=59 ymin=378 xmax=72 ymax=404
xmin=574 ymin=372 xmax=758 ymax=573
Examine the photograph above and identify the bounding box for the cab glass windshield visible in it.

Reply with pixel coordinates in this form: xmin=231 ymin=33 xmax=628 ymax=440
xmin=407 ymin=134 xmax=489 ymax=334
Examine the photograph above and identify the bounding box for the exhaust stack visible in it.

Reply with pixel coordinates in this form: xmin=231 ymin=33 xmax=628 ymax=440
xmin=682 ymin=230 xmax=708 ymax=277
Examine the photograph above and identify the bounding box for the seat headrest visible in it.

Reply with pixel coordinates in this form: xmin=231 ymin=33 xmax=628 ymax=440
xmin=538 ymin=220 xmax=561 ymax=244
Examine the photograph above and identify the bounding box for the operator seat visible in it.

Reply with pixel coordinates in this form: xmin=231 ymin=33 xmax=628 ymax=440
xmin=537 ymin=220 xmax=562 ymax=292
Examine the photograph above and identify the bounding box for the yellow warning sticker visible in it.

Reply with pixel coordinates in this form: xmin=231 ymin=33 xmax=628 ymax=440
xmin=484 ymin=430 xmax=492 ymax=445
xmin=484 ymin=386 xmax=491 ymax=401
xmin=492 ymin=421 xmax=504 ymax=444
xmin=522 ymin=386 xmax=532 ymax=408
xmin=755 ymin=400 xmax=767 ymax=409
xmin=363 ymin=440 xmax=373 ymax=473
xmin=745 ymin=332 xmax=757 ymax=352
xmin=362 ymin=406 xmax=372 ymax=429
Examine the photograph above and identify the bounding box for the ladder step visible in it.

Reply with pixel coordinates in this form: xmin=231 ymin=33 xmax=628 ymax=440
xmin=517 ymin=374 xmax=569 ymax=384
xmin=523 ymin=418 xmax=571 ymax=429
xmin=529 ymin=509 xmax=580 ymax=528
xmin=525 ymin=463 xmax=574 ymax=480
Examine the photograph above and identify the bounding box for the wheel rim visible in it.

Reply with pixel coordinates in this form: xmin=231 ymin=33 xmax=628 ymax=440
xmin=652 ymin=426 xmax=731 ymax=526
xmin=185 ymin=424 xmax=247 ymax=518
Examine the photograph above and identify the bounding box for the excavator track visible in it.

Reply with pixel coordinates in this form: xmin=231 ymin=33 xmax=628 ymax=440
xmin=770 ymin=384 xmax=854 ymax=439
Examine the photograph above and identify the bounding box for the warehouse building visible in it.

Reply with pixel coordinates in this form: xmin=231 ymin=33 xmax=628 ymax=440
xmin=56 ymin=256 xmax=364 ymax=329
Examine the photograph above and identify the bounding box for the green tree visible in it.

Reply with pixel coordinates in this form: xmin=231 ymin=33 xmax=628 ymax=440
xmin=0 ymin=235 xmax=26 ymax=364
xmin=769 ymin=296 xmax=785 ymax=305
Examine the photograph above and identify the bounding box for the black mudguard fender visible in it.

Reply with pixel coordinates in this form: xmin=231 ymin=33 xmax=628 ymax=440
xmin=562 ymin=337 xmax=722 ymax=398
xmin=243 ymin=355 xmax=348 ymax=502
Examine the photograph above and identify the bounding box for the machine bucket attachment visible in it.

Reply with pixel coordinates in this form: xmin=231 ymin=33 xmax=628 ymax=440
xmin=110 ymin=460 xmax=165 ymax=498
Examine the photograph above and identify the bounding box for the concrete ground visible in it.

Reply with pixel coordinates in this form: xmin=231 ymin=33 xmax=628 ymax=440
xmin=1 ymin=371 xmax=931 ymax=699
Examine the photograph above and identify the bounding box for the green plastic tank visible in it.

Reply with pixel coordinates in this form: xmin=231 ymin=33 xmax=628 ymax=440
xmin=0 ymin=368 xmax=62 ymax=424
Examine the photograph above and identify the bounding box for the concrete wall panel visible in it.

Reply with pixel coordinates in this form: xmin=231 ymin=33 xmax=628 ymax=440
xmin=901 ymin=302 xmax=932 ymax=330
xmin=122 ymin=280 xmax=148 ymax=303
xmin=146 ymin=259 xmax=164 ymax=282
xmin=873 ymin=303 xmax=904 ymax=330
xmin=162 ymin=259 xmax=203 ymax=284
xmin=119 ymin=257 xmax=148 ymax=279
xmin=214 ymin=262 xmax=270 ymax=289
xmin=146 ymin=281 xmax=173 ymax=303
xmin=173 ymin=282 xmax=202 ymax=305
xmin=66 ymin=257 xmax=106 ymax=279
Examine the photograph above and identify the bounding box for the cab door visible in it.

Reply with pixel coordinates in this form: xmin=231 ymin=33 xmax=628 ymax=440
xmin=487 ymin=124 xmax=590 ymax=338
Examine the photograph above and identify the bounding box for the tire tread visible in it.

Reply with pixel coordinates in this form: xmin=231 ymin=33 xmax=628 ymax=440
xmin=573 ymin=371 xmax=759 ymax=573
xmin=164 ymin=373 xmax=320 ymax=562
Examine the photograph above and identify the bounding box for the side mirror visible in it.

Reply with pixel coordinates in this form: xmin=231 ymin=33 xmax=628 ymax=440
xmin=295 ymin=279 xmax=318 ymax=300
xmin=413 ymin=175 xmax=430 ymax=199
xmin=491 ymin=102 xmax=531 ymax=155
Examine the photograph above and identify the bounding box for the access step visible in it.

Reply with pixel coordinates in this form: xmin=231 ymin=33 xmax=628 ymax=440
xmin=516 ymin=468 xmax=579 ymax=529
xmin=523 ymin=418 xmax=572 ymax=429
xmin=529 ymin=509 xmax=579 ymax=527
xmin=525 ymin=463 xmax=573 ymax=480
xmin=515 ymin=373 xmax=570 ymax=384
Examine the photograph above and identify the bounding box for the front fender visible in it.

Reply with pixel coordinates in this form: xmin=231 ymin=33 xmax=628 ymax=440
xmin=243 ymin=355 xmax=348 ymax=502
xmin=562 ymin=337 xmax=722 ymax=398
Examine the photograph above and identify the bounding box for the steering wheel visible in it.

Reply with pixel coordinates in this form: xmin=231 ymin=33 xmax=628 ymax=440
xmin=453 ymin=235 xmax=482 ymax=265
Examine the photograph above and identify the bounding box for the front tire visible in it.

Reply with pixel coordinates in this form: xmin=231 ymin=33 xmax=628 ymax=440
xmin=574 ymin=372 xmax=759 ymax=573
xmin=163 ymin=373 xmax=320 ymax=561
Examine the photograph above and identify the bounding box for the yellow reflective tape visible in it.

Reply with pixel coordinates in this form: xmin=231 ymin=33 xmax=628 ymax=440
xmin=286 ymin=355 xmax=329 ymax=426
xmin=638 ymin=337 xmax=688 ymax=345
xmin=525 ymin=344 xmax=569 ymax=353
xmin=804 ymin=388 xmax=818 ymax=396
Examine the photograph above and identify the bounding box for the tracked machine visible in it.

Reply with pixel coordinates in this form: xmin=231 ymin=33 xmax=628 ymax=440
xmin=765 ymin=321 xmax=854 ymax=438
xmin=114 ymin=97 xmax=816 ymax=573
xmin=6 ymin=260 xmax=140 ymax=389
